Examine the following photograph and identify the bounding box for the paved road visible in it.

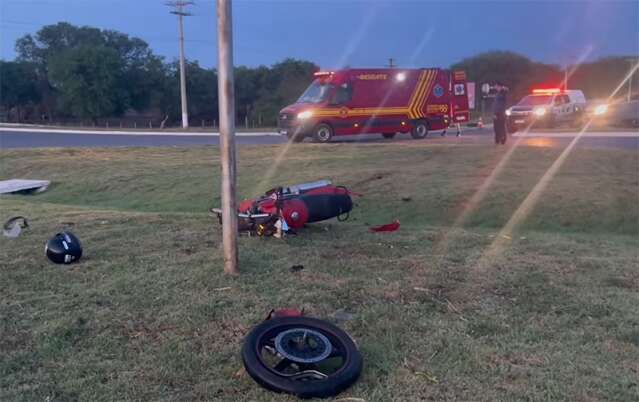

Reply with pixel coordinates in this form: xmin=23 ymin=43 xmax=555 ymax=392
xmin=1 ymin=126 xmax=638 ymax=149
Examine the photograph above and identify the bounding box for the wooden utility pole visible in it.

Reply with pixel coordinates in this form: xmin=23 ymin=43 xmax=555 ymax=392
xmin=216 ymin=0 xmax=239 ymax=275
xmin=167 ymin=1 xmax=193 ymax=129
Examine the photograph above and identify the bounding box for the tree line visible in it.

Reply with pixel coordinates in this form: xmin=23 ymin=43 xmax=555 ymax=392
xmin=1 ymin=22 xmax=636 ymax=127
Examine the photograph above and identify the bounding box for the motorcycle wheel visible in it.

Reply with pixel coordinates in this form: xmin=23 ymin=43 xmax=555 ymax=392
xmin=242 ymin=316 xmax=363 ymax=399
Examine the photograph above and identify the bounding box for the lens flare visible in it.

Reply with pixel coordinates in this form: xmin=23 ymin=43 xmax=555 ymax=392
xmin=476 ymin=59 xmax=639 ymax=270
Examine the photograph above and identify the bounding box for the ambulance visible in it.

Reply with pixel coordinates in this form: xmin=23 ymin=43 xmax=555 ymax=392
xmin=278 ymin=68 xmax=470 ymax=142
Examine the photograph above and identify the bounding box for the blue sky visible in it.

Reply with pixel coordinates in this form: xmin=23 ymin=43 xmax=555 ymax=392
xmin=1 ymin=0 xmax=638 ymax=68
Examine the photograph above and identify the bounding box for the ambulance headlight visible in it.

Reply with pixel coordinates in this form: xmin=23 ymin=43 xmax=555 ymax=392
xmin=505 ymin=109 xmax=512 ymax=116
xmin=533 ymin=107 xmax=547 ymax=117
xmin=297 ymin=110 xmax=313 ymax=120
xmin=594 ymin=104 xmax=608 ymax=116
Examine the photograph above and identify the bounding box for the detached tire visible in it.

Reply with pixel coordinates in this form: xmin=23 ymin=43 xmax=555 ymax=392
xmin=313 ymin=123 xmax=333 ymax=143
xmin=411 ymin=120 xmax=429 ymax=139
xmin=242 ymin=316 xmax=363 ymax=399
xmin=382 ymin=132 xmax=396 ymax=139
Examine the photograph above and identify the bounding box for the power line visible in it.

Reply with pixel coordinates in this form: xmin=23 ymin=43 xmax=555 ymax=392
xmin=166 ymin=1 xmax=194 ymax=128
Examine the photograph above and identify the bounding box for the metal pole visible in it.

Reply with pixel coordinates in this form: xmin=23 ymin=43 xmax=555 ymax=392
xmin=217 ymin=0 xmax=239 ymax=275
xmin=178 ymin=12 xmax=189 ymax=128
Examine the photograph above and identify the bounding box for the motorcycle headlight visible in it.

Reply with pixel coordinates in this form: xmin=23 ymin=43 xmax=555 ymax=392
xmin=594 ymin=104 xmax=608 ymax=116
xmin=297 ymin=110 xmax=313 ymax=120
xmin=533 ymin=108 xmax=547 ymax=117
xmin=505 ymin=109 xmax=512 ymax=116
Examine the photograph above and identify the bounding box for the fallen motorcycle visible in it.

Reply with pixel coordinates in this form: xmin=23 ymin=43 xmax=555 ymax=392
xmin=242 ymin=315 xmax=363 ymax=399
xmin=212 ymin=180 xmax=354 ymax=236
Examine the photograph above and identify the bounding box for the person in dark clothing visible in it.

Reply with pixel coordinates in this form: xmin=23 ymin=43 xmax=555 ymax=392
xmin=492 ymin=82 xmax=508 ymax=144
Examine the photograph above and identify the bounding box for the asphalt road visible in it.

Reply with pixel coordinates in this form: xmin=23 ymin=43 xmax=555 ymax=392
xmin=1 ymin=126 xmax=638 ymax=149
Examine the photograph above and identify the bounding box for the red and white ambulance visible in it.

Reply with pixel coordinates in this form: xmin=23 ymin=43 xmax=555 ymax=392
xmin=278 ymin=68 xmax=470 ymax=142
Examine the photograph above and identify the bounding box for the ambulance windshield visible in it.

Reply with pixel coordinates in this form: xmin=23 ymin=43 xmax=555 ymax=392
xmin=297 ymin=80 xmax=334 ymax=104
xmin=517 ymin=95 xmax=553 ymax=106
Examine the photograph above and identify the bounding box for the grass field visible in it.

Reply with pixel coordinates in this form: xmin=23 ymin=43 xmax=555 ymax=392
xmin=1 ymin=142 xmax=638 ymax=401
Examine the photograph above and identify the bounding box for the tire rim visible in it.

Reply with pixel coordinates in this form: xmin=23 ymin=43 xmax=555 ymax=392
xmin=317 ymin=127 xmax=331 ymax=141
xmin=416 ymin=125 xmax=427 ymax=136
xmin=257 ymin=324 xmax=348 ymax=381
xmin=274 ymin=328 xmax=332 ymax=364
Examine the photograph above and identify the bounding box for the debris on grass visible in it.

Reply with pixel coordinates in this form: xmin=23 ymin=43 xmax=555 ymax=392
xmin=334 ymin=309 xmax=356 ymax=322
xmin=3 ymin=216 xmax=29 ymax=238
xmin=0 ymin=179 xmax=50 ymax=194
xmin=233 ymin=367 xmax=246 ymax=379
xmin=212 ymin=287 xmax=232 ymax=292
xmin=369 ymin=219 xmax=400 ymax=232
xmin=290 ymin=264 xmax=304 ymax=272
xmin=415 ymin=370 xmax=439 ymax=383
xmin=267 ymin=308 xmax=304 ymax=319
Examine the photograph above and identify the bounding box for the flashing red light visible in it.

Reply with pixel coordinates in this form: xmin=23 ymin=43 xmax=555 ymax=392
xmin=532 ymin=88 xmax=561 ymax=95
xmin=313 ymin=71 xmax=334 ymax=77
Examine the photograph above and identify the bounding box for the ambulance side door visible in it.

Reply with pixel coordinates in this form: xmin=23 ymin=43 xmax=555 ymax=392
xmin=328 ymin=81 xmax=355 ymax=134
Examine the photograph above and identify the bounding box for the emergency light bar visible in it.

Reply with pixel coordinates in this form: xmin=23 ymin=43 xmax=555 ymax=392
xmin=532 ymin=88 xmax=561 ymax=95
xmin=313 ymin=71 xmax=334 ymax=77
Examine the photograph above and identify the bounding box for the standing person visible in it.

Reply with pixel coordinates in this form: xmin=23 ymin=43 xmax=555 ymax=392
xmin=492 ymin=82 xmax=508 ymax=144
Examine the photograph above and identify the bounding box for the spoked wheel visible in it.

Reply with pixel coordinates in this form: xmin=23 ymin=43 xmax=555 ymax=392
xmin=242 ymin=316 xmax=363 ymax=399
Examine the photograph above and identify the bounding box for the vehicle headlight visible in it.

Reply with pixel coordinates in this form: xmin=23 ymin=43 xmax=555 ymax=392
xmin=594 ymin=104 xmax=608 ymax=116
xmin=533 ymin=107 xmax=547 ymax=117
xmin=505 ymin=109 xmax=512 ymax=116
xmin=297 ymin=110 xmax=313 ymax=120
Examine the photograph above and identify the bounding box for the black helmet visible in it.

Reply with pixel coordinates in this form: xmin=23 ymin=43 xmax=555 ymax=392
xmin=45 ymin=231 xmax=82 ymax=264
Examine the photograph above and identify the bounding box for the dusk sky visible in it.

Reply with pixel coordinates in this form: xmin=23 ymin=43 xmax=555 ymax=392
xmin=1 ymin=0 xmax=638 ymax=69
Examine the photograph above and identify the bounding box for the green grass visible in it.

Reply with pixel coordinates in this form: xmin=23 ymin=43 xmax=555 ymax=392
xmin=1 ymin=143 xmax=638 ymax=401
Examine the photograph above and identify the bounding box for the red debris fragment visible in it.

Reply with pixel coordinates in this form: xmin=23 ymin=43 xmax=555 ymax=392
xmin=369 ymin=219 xmax=400 ymax=232
xmin=267 ymin=308 xmax=304 ymax=320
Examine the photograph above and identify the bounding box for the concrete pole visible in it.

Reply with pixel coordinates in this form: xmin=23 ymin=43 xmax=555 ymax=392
xmin=628 ymin=59 xmax=635 ymax=103
xmin=178 ymin=12 xmax=189 ymax=128
xmin=216 ymin=0 xmax=239 ymax=275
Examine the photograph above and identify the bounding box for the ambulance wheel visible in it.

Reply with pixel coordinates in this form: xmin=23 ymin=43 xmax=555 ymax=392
xmin=382 ymin=133 xmax=396 ymax=139
xmin=411 ymin=120 xmax=429 ymax=139
xmin=313 ymin=123 xmax=333 ymax=143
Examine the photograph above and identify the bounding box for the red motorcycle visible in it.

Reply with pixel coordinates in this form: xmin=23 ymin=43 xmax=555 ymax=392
xmin=212 ymin=180 xmax=354 ymax=235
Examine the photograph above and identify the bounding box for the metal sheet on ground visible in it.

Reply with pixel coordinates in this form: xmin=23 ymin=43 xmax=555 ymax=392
xmin=0 ymin=179 xmax=50 ymax=194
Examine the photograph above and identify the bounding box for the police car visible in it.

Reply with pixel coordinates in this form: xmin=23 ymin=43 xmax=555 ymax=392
xmin=506 ymin=88 xmax=586 ymax=132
